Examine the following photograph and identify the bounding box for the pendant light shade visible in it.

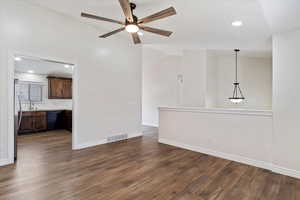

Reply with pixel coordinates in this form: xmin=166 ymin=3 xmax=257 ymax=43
xmin=229 ymin=49 xmax=245 ymax=103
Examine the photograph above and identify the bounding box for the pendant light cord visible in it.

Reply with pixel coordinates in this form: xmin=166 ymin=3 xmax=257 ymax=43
xmin=234 ymin=49 xmax=240 ymax=83
xmin=235 ymin=49 xmax=238 ymax=83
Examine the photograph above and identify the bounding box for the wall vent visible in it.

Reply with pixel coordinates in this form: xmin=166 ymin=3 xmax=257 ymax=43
xmin=107 ymin=134 xmax=128 ymax=143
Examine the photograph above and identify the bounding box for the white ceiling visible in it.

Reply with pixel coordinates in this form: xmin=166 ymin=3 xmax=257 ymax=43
xmin=15 ymin=57 xmax=73 ymax=77
xmin=258 ymin=0 xmax=300 ymax=33
xmin=24 ymin=0 xmax=273 ymax=52
xmin=145 ymin=44 xmax=272 ymax=58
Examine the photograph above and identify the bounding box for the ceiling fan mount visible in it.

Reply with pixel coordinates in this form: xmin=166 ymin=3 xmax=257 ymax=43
xmin=81 ymin=0 xmax=177 ymax=44
xmin=130 ymin=2 xmax=137 ymax=11
xmin=127 ymin=2 xmax=138 ymax=24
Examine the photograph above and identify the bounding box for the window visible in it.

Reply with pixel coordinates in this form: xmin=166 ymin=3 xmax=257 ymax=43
xmin=16 ymin=82 xmax=43 ymax=103
xmin=29 ymin=84 xmax=43 ymax=102
xmin=16 ymin=83 xmax=29 ymax=102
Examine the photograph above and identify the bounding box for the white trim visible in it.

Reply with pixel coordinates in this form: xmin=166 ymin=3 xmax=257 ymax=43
xmin=72 ymin=58 xmax=79 ymax=150
xmin=6 ymin=50 xmax=79 ymax=164
xmin=0 ymin=158 xmax=14 ymax=166
xmin=159 ymin=107 xmax=273 ymax=117
xmin=142 ymin=123 xmax=159 ymax=128
xmin=73 ymin=139 xmax=107 ymax=150
xmin=74 ymin=132 xmax=143 ymax=150
xmin=272 ymin=165 xmax=300 ymax=179
xmin=7 ymin=51 xmax=15 ymax=165
xmin=159 ymin=138 xmax=271 ymax=171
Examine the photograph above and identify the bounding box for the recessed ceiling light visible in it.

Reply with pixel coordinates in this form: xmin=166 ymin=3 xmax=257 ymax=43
xmin=232 ymin=21 xmax=243 ymax=27
xmin=138 ymin=31 xmax=143 ymax=36
xmin=15 ymin=57 xmax=22 ymax=61
xmin=64 ymin=64 xmax=70 ymax=69
xmin=27 ymin=70 xmax=34 ymax=74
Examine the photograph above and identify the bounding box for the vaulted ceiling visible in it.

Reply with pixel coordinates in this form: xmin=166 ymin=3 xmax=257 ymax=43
xmin=23 ymin=0 xmax=300 ymax=51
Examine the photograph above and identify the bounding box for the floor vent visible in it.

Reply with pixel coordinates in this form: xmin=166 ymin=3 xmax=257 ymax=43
xmin=107 ymin=134 xmax=128 ymax=143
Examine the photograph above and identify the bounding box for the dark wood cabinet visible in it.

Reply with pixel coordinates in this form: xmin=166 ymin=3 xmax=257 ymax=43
xmin=64 ymin=110 xmax=72 ymax=132
xmin=63 ymin=79 xmax=72 ymax=99
xmin=19 ymin=112 xmax=35 ymax=132
xmin=48 ymin=77 xmax=72 ymax=99
xmin=34 ymin=112 xmax=48 ymax=131
xmin=19 ymin=110 xmax=72 ymax=134
xmin=19 ymin=111 xmax=47 ymax=133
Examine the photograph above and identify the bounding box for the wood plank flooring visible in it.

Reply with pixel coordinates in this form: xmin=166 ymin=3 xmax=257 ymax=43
xmin=0 ymin=129 xmax=300 ymax=200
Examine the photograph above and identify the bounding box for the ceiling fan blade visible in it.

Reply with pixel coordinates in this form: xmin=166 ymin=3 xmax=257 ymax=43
xmin=140 ymin=26 xmax=173 ymax=37
xmin=99 ymin=27 xmax=125 ymax=38
xmin=131 ymin=33 xmax=141 ymax=44
xmin=138 ymin=7 xmax=176 ymax=24
xmin=81 ymin=12 xmax=124 ymax=25
xmin=118 ymin=0 xmax=134 ymax=23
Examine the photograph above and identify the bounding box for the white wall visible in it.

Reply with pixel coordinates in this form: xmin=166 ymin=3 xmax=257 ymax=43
xmin=216 ymin=55 xmax=272 ymax=109
xmin=180 ymin=50 xmax=207 ymax=107
xmin=0 ymin=48 xmax=8 ymax=162
xmin=142 ymin=47 xmax=181 ymax=127
xmin=272 ymin=29 xmax=300 ymax=175
xmin=158 ymin=32 xmax=300 ymax=179
xmin=142 ymin=47 xmax=272 ymax=126
xmin=206 ymin=51 xmax=218 ymax=108
xmin=0 ymin=0 xmax=142 ymax=164
xmin=157 ymin=29 xmax=300 ymax=179
xmin=159 ymin=108 xmax=273 ymax=170
xmin=14 ymin=72 xmax=73 ymax=111
xmin=142 ymin=47 xmax=207 ymax=126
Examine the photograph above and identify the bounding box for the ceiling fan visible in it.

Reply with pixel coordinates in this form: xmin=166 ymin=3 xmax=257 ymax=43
xmin=81 ymin=0 xmax=177 ymax=45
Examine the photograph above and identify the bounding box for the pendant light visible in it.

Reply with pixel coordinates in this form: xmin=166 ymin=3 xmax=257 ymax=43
xmin=229 ymin=49 xmax=245 ymax=104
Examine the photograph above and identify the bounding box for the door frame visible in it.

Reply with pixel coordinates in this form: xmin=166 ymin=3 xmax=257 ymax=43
xmin=7 ymin=50 xmax=79 ymax=164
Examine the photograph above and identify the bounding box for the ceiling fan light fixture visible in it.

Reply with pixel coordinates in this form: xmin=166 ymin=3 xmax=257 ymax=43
xmin=81 ymin=1 xmax=176 ymax=44
xmin=125 ymin=24 xmax=139 ymax=33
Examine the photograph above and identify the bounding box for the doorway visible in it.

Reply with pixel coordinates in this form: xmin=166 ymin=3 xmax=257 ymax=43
xmin=9 ymin=54 xmax=78 ymax=162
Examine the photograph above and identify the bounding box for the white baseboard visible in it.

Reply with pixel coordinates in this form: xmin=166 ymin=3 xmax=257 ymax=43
xmin=272 ymin=164 xmax=300 ymax=179
xmin=159 ymin=138 xmax=271 ymax=171
xmin=74 ymin=132 xmax=143 ymax=150
xmin=73 ymin=139 xmax=107 ymax=150
xmin=159 ymin=138 xmax=300 ymax=179
xmin=0 ymin=158 xmax=14 ymax=166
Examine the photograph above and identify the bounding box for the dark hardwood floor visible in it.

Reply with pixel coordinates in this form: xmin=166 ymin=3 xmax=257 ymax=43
xmin=0 ymin=128 xmax=300 ymax=200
